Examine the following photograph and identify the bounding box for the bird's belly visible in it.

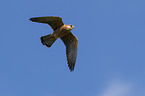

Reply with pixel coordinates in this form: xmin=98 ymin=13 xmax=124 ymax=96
xmin=52 ymin=30 xmax=70 ymax=38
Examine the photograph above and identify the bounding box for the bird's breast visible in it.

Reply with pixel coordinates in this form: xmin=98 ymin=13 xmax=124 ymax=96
xmin=52 ymin=27 xmax=71 ymax=38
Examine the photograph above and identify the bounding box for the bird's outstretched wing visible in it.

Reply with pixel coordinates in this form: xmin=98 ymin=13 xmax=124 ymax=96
xmin=29 ymin=16 xmax=64 ymax=31
xmin=61 ymin=32 xmax=78 ymax=71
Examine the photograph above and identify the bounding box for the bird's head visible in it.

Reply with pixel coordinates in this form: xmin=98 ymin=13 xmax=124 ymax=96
xmin=65 ymin=25 xmax=74 ymax=31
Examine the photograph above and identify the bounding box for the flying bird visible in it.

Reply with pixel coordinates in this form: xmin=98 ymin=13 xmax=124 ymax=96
xmin=29 ymin=16 xmax=78 ymax=71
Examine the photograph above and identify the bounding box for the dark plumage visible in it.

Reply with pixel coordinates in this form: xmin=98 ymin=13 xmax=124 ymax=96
xmin=29 ymin=16 xmax=78 ymax=71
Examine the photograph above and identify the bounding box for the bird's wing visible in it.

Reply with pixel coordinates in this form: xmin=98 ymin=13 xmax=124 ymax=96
xmin=60 ymin=32 xmax=78 ymax=71
xmin=29 ymin=16 xmax=64 ymax=31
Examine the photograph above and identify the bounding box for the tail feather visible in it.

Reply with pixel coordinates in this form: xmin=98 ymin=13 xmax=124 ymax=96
xmin=40 ymin=34 xmax=57 ymax=48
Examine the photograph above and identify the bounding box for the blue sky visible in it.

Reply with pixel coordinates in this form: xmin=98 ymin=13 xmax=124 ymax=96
xmin=0 ymin=0 xmax=145 ymax=96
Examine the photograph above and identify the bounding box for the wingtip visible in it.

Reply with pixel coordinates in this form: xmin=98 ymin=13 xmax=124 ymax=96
xmin=70 ymin=69 xmax=74 ymax=72
xmin=29 ymin=18 xmax=32 ymax=21
xmin=29 ymin=18 xmax=34 ymax=22
xmin=69 ymin=66 xmax=75 ymax=72
xmin=68 ymin=61 xmax=76 ymax=72
xmin=29 ymin=17 xmax=38 ymax=22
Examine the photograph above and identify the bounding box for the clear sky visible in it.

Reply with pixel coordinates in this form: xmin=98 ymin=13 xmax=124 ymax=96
xmin=0 ymin=0 xmax=145 ymax=96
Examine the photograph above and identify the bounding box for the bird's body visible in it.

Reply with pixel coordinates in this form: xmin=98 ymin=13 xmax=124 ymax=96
xmin=51 ymin=24 xmax=74 ymax=38
xmin=29 ymin=16 xmax=78 ymax=71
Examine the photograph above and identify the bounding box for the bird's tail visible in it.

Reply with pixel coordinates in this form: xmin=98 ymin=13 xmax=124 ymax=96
xmin=40 ymin=34 xmax=57 ymax=48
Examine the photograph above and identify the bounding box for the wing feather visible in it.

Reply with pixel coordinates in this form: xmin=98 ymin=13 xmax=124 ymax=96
xmin=61 ymin=32 xmax=78 ymax=71
xmin=29 ymin=16 xmax=64 ymax=31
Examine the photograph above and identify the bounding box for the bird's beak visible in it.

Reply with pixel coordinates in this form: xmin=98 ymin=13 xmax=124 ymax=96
xmin=72 ymin=25 xmax=74 ymax=29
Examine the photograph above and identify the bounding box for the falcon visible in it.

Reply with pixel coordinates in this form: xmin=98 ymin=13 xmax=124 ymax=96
xmin=29 ymin=16 xmax=78 ymax=71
